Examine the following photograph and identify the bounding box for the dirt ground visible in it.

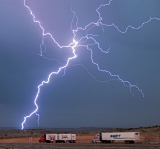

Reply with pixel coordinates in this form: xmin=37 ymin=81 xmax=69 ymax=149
xmin=0 ymin=127 xmax=160 ymax=144
xmin=0 ymin=134 xmax=160 ymax=144
xmin=0 ymin=135 xmax=92 ymax=143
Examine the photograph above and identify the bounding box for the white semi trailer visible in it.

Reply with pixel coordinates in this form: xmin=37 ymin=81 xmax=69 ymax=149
xmin=92 ymin=132 xmax=140 ymax=144
xmin=39 ymin=133 xmax=76 ymax=143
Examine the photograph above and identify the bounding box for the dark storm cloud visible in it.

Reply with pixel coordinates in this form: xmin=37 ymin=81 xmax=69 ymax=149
xmin=0 ymin=0 xmax=160 ymax=128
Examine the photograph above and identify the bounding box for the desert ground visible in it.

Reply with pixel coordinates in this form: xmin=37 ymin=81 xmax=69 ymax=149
xmin=0 ymin=126 xmax=160 ymax=148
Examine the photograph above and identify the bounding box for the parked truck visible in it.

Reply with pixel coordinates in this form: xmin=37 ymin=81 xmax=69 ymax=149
xmin=92 ymin=132 xmax=140 ymax=144
xmin=39 ymin=133 xmax=76 ymax=143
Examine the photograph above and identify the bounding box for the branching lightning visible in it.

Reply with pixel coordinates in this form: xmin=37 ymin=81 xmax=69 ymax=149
xmin=22 ymin=0 xmax=160 ymax=129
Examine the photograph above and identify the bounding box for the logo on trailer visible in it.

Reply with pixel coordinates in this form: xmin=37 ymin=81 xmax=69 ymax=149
xmin=49 ymin=135 xmax=55 ymax=140
xmin=51 ymin=137 xmax=55 ymax=141
xmin=110 ymin=135 xmax=121 ymax=138
xmin=62 ymin=135 xmax=69 ymax=139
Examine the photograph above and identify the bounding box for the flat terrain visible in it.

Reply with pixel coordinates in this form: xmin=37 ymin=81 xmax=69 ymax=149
xmin=0 ymin=126 xmax=160 ymax=148
xmin=0 ymin=136 xmax=92 ymax=143
xmin=0 ymin=142 xmax=160 ymax=149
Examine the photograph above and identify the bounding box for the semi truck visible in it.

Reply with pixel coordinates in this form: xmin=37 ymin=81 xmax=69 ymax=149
xmin=92 ymin=132 xmax=140 ymax=144
xmin=39 ymin=133 xmax=76 ymax=143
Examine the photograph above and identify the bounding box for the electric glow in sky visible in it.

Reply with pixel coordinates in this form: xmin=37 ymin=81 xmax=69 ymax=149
xmin=21 ymin=0 xmax=160 ymax=129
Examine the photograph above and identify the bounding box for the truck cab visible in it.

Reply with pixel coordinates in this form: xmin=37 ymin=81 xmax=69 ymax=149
xmin=92 ymin=133 xmax=101 ymax=143
xmin=39 ymin=135 xmax=45 ymax=143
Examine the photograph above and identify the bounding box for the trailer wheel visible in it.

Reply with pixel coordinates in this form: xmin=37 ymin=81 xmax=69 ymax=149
xmin=125 ymin=141 xmax=128 ymax=144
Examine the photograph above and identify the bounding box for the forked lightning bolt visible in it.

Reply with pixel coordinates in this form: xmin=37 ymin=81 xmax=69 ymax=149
xmin=22 ymin=0 xmax=160 ymax=129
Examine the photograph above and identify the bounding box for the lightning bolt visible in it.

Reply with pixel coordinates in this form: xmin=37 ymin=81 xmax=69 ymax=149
xmin=22 ymin=0 xmax=160 ymax=129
